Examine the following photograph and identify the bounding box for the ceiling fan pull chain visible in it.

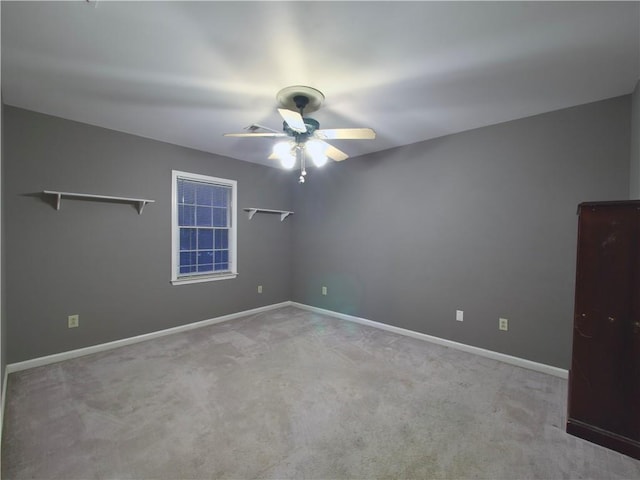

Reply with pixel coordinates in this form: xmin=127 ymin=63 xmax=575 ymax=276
xmin=299 ymin=147 xmax=307 ymax=183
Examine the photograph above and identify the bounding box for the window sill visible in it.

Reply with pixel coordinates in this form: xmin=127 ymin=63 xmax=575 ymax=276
xmin=171 ymin=272 xmax=238 ymax=285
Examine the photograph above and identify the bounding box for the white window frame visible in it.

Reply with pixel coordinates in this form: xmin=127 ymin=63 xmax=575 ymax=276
xmin=171 ymin=170 xmax=238 ymax=285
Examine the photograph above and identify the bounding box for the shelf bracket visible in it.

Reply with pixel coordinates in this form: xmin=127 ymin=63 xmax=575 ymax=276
xmin=280 ymin=211 xmax=292 ymax=221
xmin=247 ymin=208 xmax=258 ymax=220
xmin=137 ymin=201 xmax=151 ymax=215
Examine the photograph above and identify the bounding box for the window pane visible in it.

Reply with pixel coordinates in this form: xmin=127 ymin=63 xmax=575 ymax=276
xmin=178 ymin=180 xmax=196 ymax=205
xmin=180 ymin=265 xmax=197 ymax=274
xmin=211 ymin=186 xmax=225 ymax=207
xmin=198 ymin=250 xmax=213 ymax=272
xmin=196 ymin=206 xmax=213 ymax=227
xmin=196 ymin=184 xmax=213 ymax=206
xmin=179 ymin=205 xmax=195 ymax=226
xmin=212 ymin=187 xmax=220 ymax=207
xmin=198 ymin=263 xmax=214 ymax=273
xmin=180 ymin=251 xmax=197 ymax=268
xmin=214 ymin=250 xmax=229 ymax=264
xmin=180 ymin=228 xmax=197 ymax=251
xmin=198 ymin=229 xmax=213 ymax=249
xmin=215 ymin=263 xmax=229 ymax=271
xmin=214 ymin=229 xmax=228 ymax=249
xmin=213 ymin=207 xmax=227 ymax=227
xmin=198 ymin=250 xmax=213 ymax=264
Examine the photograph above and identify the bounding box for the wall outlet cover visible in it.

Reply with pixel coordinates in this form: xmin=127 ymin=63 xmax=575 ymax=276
xmin=68 ymin=314 xmax=79 ymax=328
xmin=499 ymin=317 xmax=508 ymax=331
xmin=456 ymin=310 xmax=464 ymax=321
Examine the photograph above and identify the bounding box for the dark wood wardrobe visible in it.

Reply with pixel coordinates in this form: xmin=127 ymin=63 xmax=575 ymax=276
xmin=567 ymin=200 xmax=640 ymax=459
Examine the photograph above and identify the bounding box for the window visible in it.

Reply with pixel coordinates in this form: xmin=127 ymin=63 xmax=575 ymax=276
xmin=171 ymin=170 xmax=237 ymax=285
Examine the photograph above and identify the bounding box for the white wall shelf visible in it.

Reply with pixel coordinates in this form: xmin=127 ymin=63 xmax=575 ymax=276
xmin=243 ymin=208 xmax=294 ymax=222
xmin=44 ymin=191 xmax=155 ymax=214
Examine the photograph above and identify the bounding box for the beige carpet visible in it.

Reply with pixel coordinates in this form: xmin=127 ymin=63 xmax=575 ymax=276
xmin=3 ymin=306 xmax=640 ymax=479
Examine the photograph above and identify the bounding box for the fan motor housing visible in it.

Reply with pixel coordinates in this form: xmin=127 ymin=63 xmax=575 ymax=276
xmin=283 ymin=117 xmax=320 ymax=140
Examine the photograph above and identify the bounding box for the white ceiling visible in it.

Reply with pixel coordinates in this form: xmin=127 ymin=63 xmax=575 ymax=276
xmin=2 ymin=1 xmax=639 ymax=167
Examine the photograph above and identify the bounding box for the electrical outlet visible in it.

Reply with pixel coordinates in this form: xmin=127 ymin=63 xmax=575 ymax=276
xmin=257 ymin=285 xmax=263 ymax=294
xmin=499 ymin=317 xmax=508 ymax=331
xmin=456 ymin=310 xmax=464 ymax=322
xmin=322 ymin=286 xmax=327 ymax=296
xmin=68 ymin=314 xmax=79 ymax=328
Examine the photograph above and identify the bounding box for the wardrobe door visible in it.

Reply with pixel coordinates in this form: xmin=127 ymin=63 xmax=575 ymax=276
xmin=632 ymin=208 xmax=640 ymax=442
xmin=568 ymin=204 xmax=639 ymax=454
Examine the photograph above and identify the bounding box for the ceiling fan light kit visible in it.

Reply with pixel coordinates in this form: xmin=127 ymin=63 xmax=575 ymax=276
xmin=273 ymin=141 xmax=296 ymax=169
xmin=224 ymin=85 xmax=376 ymax=183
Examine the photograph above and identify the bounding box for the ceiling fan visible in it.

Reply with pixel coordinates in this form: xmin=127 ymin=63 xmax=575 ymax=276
xmin=224 ymin=85 xmax=376 ymax=183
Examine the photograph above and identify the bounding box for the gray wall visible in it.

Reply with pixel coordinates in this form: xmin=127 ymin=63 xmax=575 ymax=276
xmin=292 ymin=96 xmax=631 ymax=369
xmin=1 ymin=95 xmax=5 ymax=387
xmin=4 ymin=106 xmax=294 ymax=363
xmin=3 ymin=96 xmax=633 ymax=368
xmin=630 ymin=80 xmax=640 ymax=198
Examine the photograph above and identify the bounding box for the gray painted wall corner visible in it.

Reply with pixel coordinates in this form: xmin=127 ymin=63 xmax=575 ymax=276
xmin=2 ymin=94 xmax=634 ymax=371
xmin=292 ymin=96 xmax=631 ymax=369
xmin=3 ymin=106 xmax=295 ymax=363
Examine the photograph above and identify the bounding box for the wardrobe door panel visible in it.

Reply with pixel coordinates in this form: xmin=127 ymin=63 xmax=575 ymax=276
xmin=569 ymin=205 xmax=637 ymax=440
xmin=632 ymin=208 xmax=640 ymax=442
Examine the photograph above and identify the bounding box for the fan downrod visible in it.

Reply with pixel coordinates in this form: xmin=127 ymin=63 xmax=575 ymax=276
xmin=293 ymin=95 xmax=310 ymax=115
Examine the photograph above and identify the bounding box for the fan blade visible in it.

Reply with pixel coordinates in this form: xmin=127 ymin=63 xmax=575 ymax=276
xmin=315 ymin=128 xmax=376 ymax=140
xmin=245 ymin=124 xmax=282 ymax=134
xmin=278 ymin=108 xmax=307 ymax=133
xmin=319 ymin=141 xmax=349 ymax=162
xmin=223 ymin=132 xmax=287 ymax=138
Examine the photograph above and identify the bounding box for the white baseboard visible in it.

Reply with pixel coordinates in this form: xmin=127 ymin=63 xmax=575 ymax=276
xmin=1 ymin=368 xmax=6 ymax=418
xmin=1 ymin=366 xmax=7 ymax=473
xmin=6 ymin=301 xmax=292 ymax=374
xmin=291 ymin=302 xmax=568 ymax=379
xmin=5 ymin=300 xmax=568 ymax=380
